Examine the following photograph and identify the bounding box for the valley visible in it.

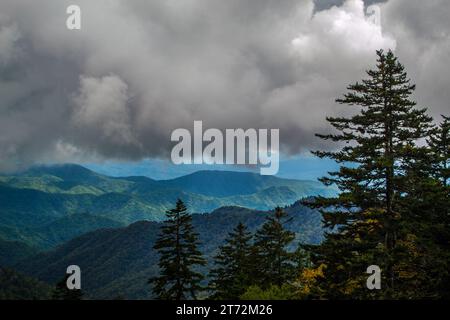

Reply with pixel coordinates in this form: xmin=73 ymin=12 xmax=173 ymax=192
xmin=0 ymin=164 xmax=336 ymax=249
xmin=0 ymin=164 xmax=331 ymax=299
xmin=14 ymin=201 xmax=324 ymax=299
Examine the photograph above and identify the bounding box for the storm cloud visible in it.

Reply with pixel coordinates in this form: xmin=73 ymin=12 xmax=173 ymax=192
xmin=0 ymin=0 xmax=448 ymax=171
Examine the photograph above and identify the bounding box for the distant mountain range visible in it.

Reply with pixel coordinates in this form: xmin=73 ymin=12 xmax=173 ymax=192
xmin=0 ymin=164 xmax=336 ymax=250
xmin=14 ymin=201 xmax=324 ymax=299
xmin=0 ymin=164 xmax=334 ymax=299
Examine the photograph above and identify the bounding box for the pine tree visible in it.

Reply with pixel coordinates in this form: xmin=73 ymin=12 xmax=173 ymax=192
xmin=253 ymin=207 xmax=296 ymax=288
xmin=421 ymin=115 xmax=450 ymax=298
xmin=51 ymin=275 xmax=84 ymax=300
xmin=304 ymin=49 xmax=434 ymax=299
xmin=429 ymin=115 xmax=450 ymax=187
xmin=149 ymin=199 xmax=206 ymax=300
xmin=209 ymin=222 xmax=253 ymax=299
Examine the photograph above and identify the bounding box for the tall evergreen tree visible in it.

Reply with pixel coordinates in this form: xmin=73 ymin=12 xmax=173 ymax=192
xmin=422 ymin=115 xmax=450 ymax=297
xmin=429 ymin=115 xmax=450 ymax=186
xmin=149 ymin=199 xmax=206 ymax=300
xmin=388 ymin=139 xmax=448 ymax=298
xmin=253 ymin=207 xmax=296 ymax=288
xmin=304 ymin=49 xmax=434 ymax=299
xmin=209 ymin=222 xmax=253 ymax=299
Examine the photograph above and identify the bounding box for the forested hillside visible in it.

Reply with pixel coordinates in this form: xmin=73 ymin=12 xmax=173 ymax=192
xmin=15 ymin=201 xmax=322 ymax=299
xmin=0 ymin=166 xmax=335 ymax=250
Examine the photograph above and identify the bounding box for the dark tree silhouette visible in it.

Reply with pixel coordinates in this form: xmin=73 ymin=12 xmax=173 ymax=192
xmin=149 ymin=199 xmax=206 ymax=300
xmin=209 ymin=222 xmax=253 ymax=299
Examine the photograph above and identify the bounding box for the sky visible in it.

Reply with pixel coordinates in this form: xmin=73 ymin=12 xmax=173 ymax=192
xmin=0 ymin=0 xmax=449 ymax=178
xmin=83 ymin=155 xmax=341 ymax=180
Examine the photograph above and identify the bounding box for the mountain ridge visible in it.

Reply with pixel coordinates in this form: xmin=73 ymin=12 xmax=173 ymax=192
xmin=0 ymin=164 xmax=336 ymax=250
xmin=15 ymin=200 xmax=324 ymax=299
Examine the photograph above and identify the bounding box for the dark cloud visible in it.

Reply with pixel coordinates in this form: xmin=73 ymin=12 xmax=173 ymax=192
xmin=0 ymin=0 xmax=448 ymax=171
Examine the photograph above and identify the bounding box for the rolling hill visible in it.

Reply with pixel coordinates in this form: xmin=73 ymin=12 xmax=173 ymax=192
xmin=0 ymin=267 xmax=52 ymax=300
xmin=15 ymin=200 xmax=324 ymax=299
xmin=0 ymin=164 xmax=336 ymax=250
xmin=161 ymin=170 xmax=329 ymax=197
xmin=0 ymin=238 xmax=39 ymax=267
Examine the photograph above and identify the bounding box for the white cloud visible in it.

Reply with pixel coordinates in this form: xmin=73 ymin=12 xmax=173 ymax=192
xmin=72 ymin=75 xmax=141 ymax=154
xmin=292 ymin=0 xmax=396 ymax=61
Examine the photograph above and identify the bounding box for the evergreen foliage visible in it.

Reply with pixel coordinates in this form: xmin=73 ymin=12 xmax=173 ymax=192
xmin=209 ymin=222 xmax=253 ymax=299
xmin=303 ymin=49 xmax=449 ymax=299
xmin=252 ymin=207 xmax=296 ymax=288
xmin=149 ymin=199 xmax=206 ymax=300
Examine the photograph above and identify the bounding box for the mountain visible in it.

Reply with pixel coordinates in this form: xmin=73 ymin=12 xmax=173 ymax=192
xmin=30 ymin=213 xmax=124 ymax=249
xmin=0 ymin=238 xmax=38 ymax=267
xmin=160 ymin=170 xmax=329 ymax=197
xmin=0 ymin=267 xmax=52 ymax=300
xmin=1 ymin=164 xmax=138 ymax=195
xmin=16 ymin=201 xmax=323 ymax=299
xmin=4 ymin=164 xmax=337 ymax=200
xmin=0 ymin=198 xmax=125 ymax=250
xmin=0 ymin=164 xmax=336 ymax=250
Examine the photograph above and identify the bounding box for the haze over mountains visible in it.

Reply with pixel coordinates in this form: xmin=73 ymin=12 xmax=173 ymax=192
xmin=0 ymin=164 xmax=334 ymax=299
xmin=15 ymin=202 xmax=324 ymax=299
xmin=0 ymin=164 xmax=336 ymax=250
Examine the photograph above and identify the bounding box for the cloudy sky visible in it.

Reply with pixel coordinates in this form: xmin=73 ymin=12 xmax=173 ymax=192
xmin=0 ymin=0 xmax=449 ymax=173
